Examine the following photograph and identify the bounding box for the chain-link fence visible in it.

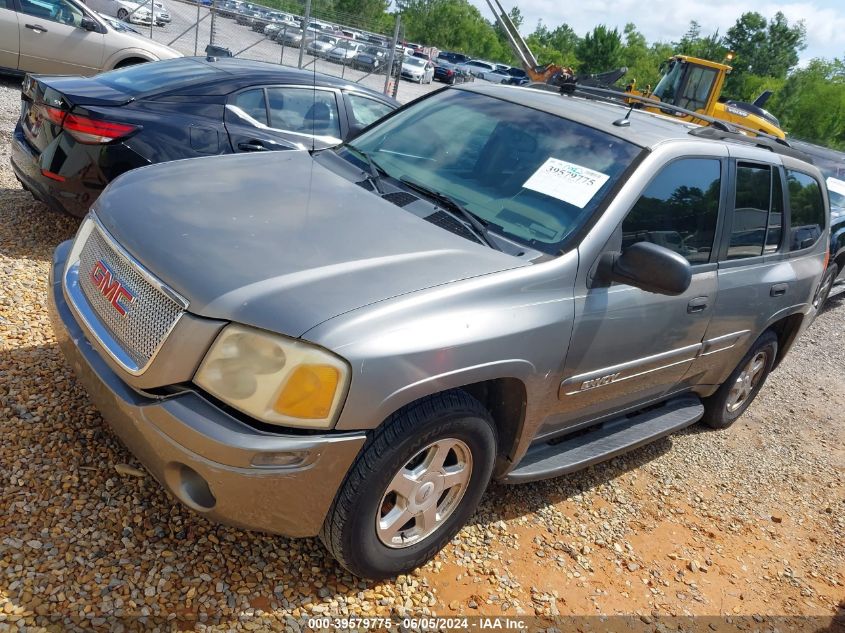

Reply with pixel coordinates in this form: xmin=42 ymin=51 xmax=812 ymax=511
xmin=128 ymin=0 xmax=411 ymax=99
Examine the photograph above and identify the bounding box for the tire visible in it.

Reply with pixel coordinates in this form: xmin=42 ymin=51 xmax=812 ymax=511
xmin=701 ymin=330 xmax=778 ymax=429
xmin=813 ymin=263 xmax=838 ymax=314
xmin=320 ymin=390 xmax=496 ymax=580
xmin=117 ymin=8 xmax=128 ymax=20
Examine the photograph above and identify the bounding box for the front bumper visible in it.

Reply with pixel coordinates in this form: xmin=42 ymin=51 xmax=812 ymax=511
xmin=48 ymin=240 xmax=366 ymax=537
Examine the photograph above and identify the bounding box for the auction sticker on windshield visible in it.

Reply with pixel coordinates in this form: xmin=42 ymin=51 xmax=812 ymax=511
xmin=523 ymin=158 xmax=609 ymax=208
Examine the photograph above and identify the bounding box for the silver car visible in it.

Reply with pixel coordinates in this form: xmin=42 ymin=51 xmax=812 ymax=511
xmin=1 ymin=0 xmax=179 ymax=74
xmin=48 ymin=84 xmax=829 ymax=580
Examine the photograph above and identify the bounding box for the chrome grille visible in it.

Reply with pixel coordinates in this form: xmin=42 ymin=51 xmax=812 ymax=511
xmin=77 ymin=226 xmax=183 ymax=369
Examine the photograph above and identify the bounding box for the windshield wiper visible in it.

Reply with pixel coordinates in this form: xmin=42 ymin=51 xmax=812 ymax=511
xmin=346 ymin=145 xmax=385 ymax=194
xmin=399 ymin=176 xmax=502 ymax=251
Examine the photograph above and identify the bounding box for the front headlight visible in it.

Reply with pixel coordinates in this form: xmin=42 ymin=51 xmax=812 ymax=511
xmin=194 ymin=324 xmax=350 ymax=429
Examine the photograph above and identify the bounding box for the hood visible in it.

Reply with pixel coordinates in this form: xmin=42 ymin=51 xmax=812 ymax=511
xmin=94 ymin=151 xmax=526 ymax=338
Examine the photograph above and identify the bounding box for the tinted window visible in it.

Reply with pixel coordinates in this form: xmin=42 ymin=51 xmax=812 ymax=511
xmin=0 ymin=0 xmax=9 ymax=9
xmin=347 ymin=94 xmax=392 ymax=128
xmin=348 ymin=89 xmax=641 ymax=254
xmin=622 ymin=158 xmax=720 ymax=265
xmin=19 ymin=0 xmax=83 ymax=25
xmin=97 ymin=59 xmax=219 ymax=95
xmin=266 ymin=88 xmax=340 ymax=138
xmin=231 ymin=89 xmax=267 ymax=124
xmin=728 ymin=163 xmax=771 ymax=259
xmin=787 ymin=170 xmax=825 ymax=251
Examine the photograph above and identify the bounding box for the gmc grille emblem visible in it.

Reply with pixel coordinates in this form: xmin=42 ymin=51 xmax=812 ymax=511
xmin=91 ymin=260 xmax=135 ymax=317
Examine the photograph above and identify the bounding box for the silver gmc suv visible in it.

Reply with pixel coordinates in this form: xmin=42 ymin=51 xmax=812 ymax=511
xmin=48 ymin=84 xmax=829 ymax=579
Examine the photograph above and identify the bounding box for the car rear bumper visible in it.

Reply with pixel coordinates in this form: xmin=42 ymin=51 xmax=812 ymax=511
xmin=10 ymin=125 xmax=89 ymax=217
xmin=48 ymin=240 xmax=366 ymax=538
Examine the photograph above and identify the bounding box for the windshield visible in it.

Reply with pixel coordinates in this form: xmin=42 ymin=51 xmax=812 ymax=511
xmin=347 ymin=89 xmax=641 ymax=254
xmin=404 ymin=57 xmax=425 ymax=67
xmin=652 ymin=59 xmax=684 ymax=103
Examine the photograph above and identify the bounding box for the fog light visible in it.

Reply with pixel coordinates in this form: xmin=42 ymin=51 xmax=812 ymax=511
xmin=251 ymin=451 xmax=308 ymax=468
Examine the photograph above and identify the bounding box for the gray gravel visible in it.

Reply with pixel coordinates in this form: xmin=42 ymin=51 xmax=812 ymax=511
xmin=0 ymin=76 xmax=842 ymax=629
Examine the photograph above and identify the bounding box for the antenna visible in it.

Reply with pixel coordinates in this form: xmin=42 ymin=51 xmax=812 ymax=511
xmin=613 ymin=102 xmax=634 ymax=127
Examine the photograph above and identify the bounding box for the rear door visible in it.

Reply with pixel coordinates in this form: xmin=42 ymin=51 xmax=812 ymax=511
xmin=224 ymin=85 xmax=344 ymax=152
xmin=0 ymin=0 xmax=20 ymax=70
xmin=17 ymin=0 xmax=103 ymax=74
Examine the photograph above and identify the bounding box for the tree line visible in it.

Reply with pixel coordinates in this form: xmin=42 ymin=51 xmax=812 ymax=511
xmin=264 ymin=0 xmax=845 ymax=149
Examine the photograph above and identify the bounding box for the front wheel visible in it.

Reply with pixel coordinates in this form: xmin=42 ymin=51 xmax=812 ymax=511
xmin=320 ymin=390 xmax=496 ymax=579
xmin=117 ymin=8 xmax=128 ymax=20
xmin=702 ymin=330 xmax=778 ymax=429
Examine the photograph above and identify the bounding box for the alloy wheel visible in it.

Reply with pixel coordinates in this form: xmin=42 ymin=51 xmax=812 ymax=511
xmin=726 ymin=351 xmax=767 ymax=412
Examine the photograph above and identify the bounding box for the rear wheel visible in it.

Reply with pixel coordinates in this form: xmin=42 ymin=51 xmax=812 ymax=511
xmin=320 ymin=390 xmax=496 ymax=579
xmin=702 ymin=331 xmax=778 ymax=429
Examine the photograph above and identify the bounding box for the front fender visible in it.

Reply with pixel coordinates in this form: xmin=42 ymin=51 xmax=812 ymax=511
xmin=303 ymin=254 xmax=578 ymax=434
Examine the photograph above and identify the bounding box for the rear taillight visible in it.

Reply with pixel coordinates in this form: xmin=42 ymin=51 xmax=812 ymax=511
xmin=39 ymin=104 xmax=137 ymax=144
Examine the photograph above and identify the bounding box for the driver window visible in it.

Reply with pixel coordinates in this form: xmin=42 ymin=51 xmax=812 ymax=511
xmin=19 ymin=0 xmax=83 ymax=25
xmin=622 ymin=158 xmax=721 ymax=265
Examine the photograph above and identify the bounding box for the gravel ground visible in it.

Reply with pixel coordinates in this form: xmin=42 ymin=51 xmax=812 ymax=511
xmin=0 ymin=76 xmax=843 ymax=631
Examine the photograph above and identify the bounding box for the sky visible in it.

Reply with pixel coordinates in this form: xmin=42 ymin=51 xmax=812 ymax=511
xmin=468 ymin=0 xmax=845 ymax=64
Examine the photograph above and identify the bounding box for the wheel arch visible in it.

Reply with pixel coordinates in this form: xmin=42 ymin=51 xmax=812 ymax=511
xmin=765 ymin=312 xmax=806 ymax=370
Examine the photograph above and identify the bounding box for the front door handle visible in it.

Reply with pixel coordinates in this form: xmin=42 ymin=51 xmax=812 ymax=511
xmin=687 ymin=296 xmax=709 ymax=313
xmin=25 ymin=23 xmax=48 ymax=32
xmin=770 ymin=283 xmax=788 ymax=297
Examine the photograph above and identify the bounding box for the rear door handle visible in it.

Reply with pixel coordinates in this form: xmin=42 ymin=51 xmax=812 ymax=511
xmin=770 ymin=283 xmax=788 ymax=297
xmin=25 ymin=23 xmax=48 ymax=32
xmin=687 ymin=297 xmax=708 ymax=313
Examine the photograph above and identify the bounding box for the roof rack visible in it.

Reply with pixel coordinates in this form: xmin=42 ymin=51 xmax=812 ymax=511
xmin=686 ymin=126 xmax=811 ymax=162
xmin=567 ymin=85 xmax=790 ymax=141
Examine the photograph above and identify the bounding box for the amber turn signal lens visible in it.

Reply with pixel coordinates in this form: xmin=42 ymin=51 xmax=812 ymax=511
xmin=274 ymin=365 xmax=340 ymax=419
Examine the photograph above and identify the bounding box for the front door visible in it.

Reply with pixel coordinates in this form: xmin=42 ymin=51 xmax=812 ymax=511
xmin=548 ymin=157 xmax=725 ymax=435
xmin=17 ymin=0 xmax=103 ymax=74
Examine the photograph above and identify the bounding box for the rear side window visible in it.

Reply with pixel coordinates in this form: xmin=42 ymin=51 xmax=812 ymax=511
xmin=728 ymin=163 xmax=782 ymax=260
xmin=622 ymin=158 xmax=721 ymax=265
xmin=231 ymin=89 xmax=268 ymax=124
xmin=786 ymin=170 xmax=825 ymax=251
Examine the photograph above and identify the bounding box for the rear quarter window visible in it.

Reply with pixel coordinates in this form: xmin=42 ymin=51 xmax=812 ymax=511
xmin=786 ymin=170 xmax=826 ymax=251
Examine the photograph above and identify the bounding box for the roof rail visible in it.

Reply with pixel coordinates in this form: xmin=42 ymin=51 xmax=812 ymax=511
xmin=687 ymin=126 xmax=810 ymax=162
xmin=566 ymin=85 xmax=790 ymax=142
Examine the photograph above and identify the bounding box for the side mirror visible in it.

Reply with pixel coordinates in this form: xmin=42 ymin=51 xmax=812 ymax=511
xmin=610 ymin=242 xmax=692 ymax=295
xmin=81 ymin=16 xmax=99 ymax=31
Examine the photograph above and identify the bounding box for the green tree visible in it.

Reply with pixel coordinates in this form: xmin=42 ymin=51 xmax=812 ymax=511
xmin=576 ymin=24 xmax=623 ymax=73
xmin=770 ymin=58 xmax=845 ymax=149
xmin=328 ymin=0 xmax=390 ymax=29
xmin=400 ymin=0 xmax=506 ymax=60
xmin=723 ymin=11 xmax=806 ymax=95
xmin=674 ymin=21 xmax=725 ymax=61
xmin=524 ymin=20 xmax=579 ymax=68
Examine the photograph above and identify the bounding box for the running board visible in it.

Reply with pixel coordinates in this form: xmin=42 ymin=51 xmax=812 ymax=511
xmin=504 ymin=397 xmax=704 ymax=484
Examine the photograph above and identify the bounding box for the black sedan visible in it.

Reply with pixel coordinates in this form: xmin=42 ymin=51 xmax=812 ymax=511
xmin=11 ymin=57 xmax=399 ymax=218
xmin=433 ymin=60 xmax=473 ymax=85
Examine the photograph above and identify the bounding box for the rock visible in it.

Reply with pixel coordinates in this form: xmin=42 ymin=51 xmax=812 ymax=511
xmin=114 ymin=464 xmax=145 ymax=478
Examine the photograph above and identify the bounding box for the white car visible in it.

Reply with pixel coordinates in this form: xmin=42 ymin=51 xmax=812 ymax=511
xmin=400 ymin=56 xmax=434 ymax=84
xmin=0 ymin=0 xmax=180 ymax=75
xmin=85 ymin=0 xmax=168 ymax=25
